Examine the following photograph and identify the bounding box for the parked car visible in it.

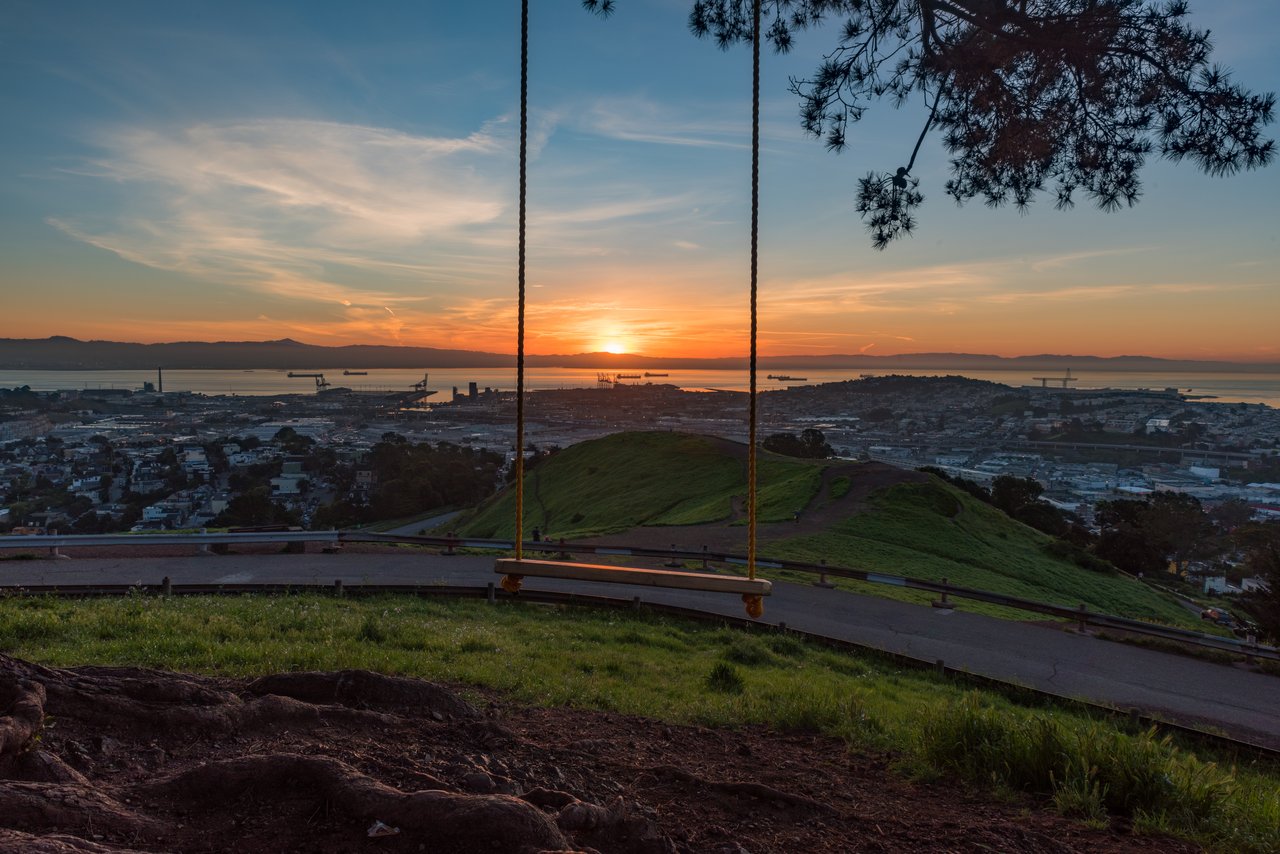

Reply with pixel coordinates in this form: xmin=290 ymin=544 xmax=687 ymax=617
xmin=1200 ymin=607 xmax=1237 ymax=628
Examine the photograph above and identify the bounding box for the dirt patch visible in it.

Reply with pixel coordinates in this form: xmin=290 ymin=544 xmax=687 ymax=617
xmin=1 ymin=655 xmax=1197 ymax=853
xmin=793 ymin=461 xmax=929 ymax=533
xmin=585 ymin=460 xmax=925 ymax=556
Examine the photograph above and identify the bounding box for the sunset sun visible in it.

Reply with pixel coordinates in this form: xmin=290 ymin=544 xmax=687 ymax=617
xmin=601 ymin=340 xmax=627 ymax=355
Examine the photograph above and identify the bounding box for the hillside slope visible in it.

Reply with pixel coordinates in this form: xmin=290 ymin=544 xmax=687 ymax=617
xmin=457 ymin=432 xmax=823 ymax=540
xmin=770 ymin=481 xmax=1197 ymax=627
xmin=455 ymin=431 xmax=1198 ymax=628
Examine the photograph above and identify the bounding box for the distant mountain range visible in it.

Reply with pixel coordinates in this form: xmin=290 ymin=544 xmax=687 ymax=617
xmin=0 ymin=336 xmax=1276 ymax=373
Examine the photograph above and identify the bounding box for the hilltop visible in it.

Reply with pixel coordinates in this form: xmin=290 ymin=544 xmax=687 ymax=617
xmin=454 ymin=431 xmax=1199 ymax=628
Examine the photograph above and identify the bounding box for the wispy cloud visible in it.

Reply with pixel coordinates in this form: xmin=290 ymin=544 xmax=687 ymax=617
xmin=760 ymin=261 xmax=1009 ymax=314
xmin=50 ymin=114 xmax=729 ymax=340
xmin=576 ymin=97 xmax=748 ymax=149
xmin=1029 ymin=245 xmax=1156 ymax=273
xmin=51 ymin=118 xmax=516 ymax=312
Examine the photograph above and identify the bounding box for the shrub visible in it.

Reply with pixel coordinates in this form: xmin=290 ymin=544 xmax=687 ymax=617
xmin=1043 ymin=540 xmax=1116 ymax=574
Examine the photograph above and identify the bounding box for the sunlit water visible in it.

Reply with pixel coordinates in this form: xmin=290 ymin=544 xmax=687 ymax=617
xmin=1 ymin=367 xmax=1277 ymax=407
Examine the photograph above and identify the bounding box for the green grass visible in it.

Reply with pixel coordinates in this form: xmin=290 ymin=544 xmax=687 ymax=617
xmin=912 ymin=694 xmax=1279 ymax=851
xmin=770 ymin=480 xmax=1204 ymax=630
xmin=456 ymin=431 xmax=1209 ymax=630
xmin=827 ymin=475 xmax=853 ymax=501
xmin=1 ymin=593 xmax=1275 ymax=852
xmin=457 ymin=432 xmax=824 ymax=539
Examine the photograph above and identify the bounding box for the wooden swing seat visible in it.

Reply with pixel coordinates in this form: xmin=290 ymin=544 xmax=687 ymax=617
xmin=495 ymin=558 xmax=772 ymax=596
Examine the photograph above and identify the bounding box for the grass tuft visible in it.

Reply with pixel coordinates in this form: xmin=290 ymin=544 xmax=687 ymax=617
xmin=356 ymin=615 xmax=386 ymax=643
xmin=914 ymin=693 xmax=1278 ymax=852
xmin=720 ymin=636 xmax=776 ymax=666
xmin=705 ymin=661 xmax=746 ymax=694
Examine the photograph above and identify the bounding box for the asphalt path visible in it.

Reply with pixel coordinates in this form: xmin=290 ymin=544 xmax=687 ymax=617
xmin=378 ymin=510 xmax=462 ymax=537
xmin=6 ymin=551 xmax=1279 ymax=747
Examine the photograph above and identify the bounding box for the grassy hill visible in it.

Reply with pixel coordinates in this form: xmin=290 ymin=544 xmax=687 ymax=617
xmin=770 ymin=480 xmax=1198 ymax=628
xmin=457 ymin=431 xmax=824 ymax=540
xmin=454 ymin=431 xmax=1199 ymax=629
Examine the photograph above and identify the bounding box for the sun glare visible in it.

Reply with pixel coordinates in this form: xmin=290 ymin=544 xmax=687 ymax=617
xmin=602 ymin=341 xmax=626 ymax=355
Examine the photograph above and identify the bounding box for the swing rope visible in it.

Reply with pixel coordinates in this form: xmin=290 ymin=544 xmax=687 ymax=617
xmin=747 ymin=0 xmax=760 ymax=584
xmin=504 ymin=0 xmax=766 ymax=618
xmin=513 ymin=0 xmax=529 ymax=564
xmin=738 ymin=0 xmax=763 ymax=619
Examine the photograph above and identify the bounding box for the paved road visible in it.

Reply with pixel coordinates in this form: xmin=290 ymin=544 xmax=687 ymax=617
xmin=371 ymin=510 xmax=463 ymax=537
xmin=6 ymin=552 xmax=1278 ymax=747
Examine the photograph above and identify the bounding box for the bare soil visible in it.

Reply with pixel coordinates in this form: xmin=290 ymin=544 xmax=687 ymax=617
xmin=584 ymin=460 xmax=923 ymax=556
xmin=1 ymin=655 xmax=1198 ymax=853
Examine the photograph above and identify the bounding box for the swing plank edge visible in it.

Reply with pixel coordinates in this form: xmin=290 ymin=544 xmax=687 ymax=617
xmin=495 ymin=558 xmax=772 ymax=596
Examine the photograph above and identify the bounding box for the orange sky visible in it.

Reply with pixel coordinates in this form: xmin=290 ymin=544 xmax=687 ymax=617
xmin=2 ymin=3 xmax=1277 ymax=363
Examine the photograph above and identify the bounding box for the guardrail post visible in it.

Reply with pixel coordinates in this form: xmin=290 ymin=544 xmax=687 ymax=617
xmin=333 ymin=579 xmax=343 ymax=597
xmin=487 ymin=582 xmax=496 ymax=604
xmin=632 ymin=596 xmax=642 ymax=611
xmin=558 ymin=537 xmax=571 ymax=560
xmin=665 ymin=544 xmax=681 ymax=568
xmin=197 ymin=528 xmax=211 ymax=555
xmin=813 ymin=559 xmax=835 ymax=589
xmin=935 ymin=659 xmax=946 ymax=675
xmin=444 ymin=530 xmax=457 ymax=556
xmin=932 ymin=577 xmax=952 ymax=609
xmin=161 ymin=576 xmax=172 ymax=596
xmin=48 ymin=529 xmax=64 ymax=560
xmin=1077 ymin=603 xmax=1089 ymax=634
xmin=1245 ymin=633 xmax=1257 ymax=666
xmin=702 ymin=544 xmax=709 ymax=570
xmin=322 ymin=527 xmax=343 ymax=554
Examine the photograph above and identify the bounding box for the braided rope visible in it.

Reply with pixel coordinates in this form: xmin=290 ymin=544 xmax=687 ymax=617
xmin=514 ymin=0 xmax=528 ymax=560
xmin=747 ymin=0 xmax=761 ymax=582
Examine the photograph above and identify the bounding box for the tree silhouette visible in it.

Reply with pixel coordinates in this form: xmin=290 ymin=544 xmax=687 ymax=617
xmin=763 ymin=427 xmax=835 ymax=457
xmin=586 ymin=0 xmax=1274 ymax=248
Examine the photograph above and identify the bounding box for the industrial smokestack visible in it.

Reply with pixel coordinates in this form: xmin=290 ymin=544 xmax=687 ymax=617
xmin=158 ymin=367 xmax=163 ymax=394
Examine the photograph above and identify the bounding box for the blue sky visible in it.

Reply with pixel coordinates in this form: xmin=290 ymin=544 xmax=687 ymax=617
xmin=1 ymin=0 xmax=1278 ymax=360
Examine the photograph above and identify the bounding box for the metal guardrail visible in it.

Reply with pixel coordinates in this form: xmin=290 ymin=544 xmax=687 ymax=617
xmin=2 ymin=529 xmax=1276 ymax=662
xmin=2 ymin=531 xmax=338 ymax=548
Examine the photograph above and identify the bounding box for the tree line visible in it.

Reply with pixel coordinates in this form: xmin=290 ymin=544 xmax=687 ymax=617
xmin=920 ymin=466 xmax=1280 ymax=641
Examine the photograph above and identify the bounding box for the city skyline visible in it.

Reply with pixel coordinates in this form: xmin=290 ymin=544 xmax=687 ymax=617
xmin=2 ymin=1 xmax=1278 ymax=360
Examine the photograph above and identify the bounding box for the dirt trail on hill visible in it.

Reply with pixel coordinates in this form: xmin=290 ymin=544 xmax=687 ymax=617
xmin=0 ymin=655 xmax=1196 ymax=853
xmin=584 ymin=461 xmax=926 ymax=556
